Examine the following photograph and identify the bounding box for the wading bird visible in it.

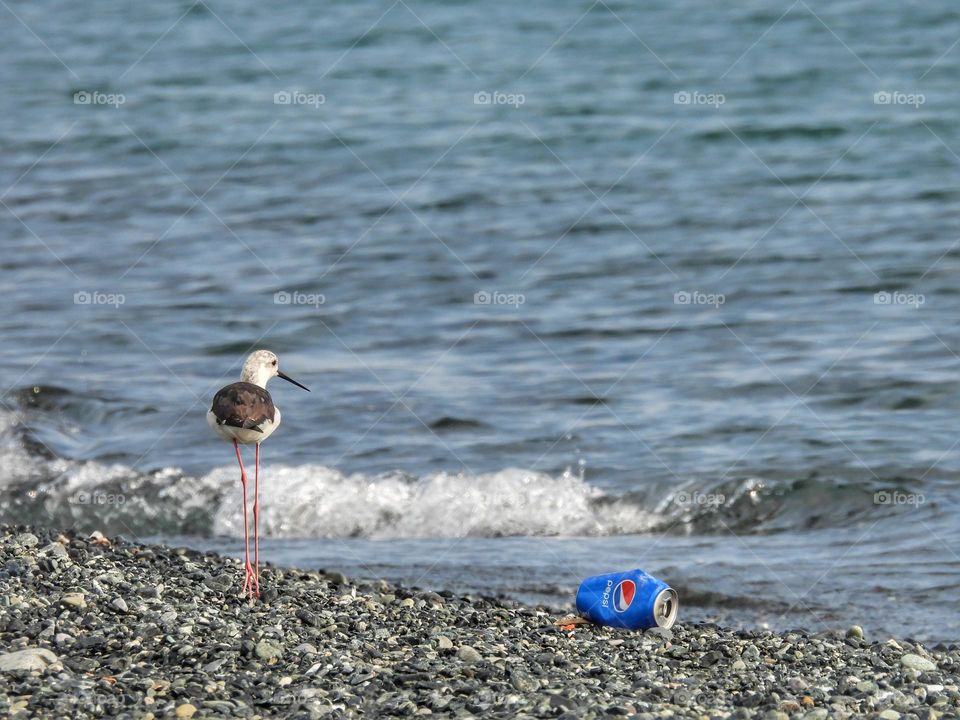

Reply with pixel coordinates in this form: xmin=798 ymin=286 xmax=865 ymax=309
xmin=207 ymin=350 xmax=309 ymax=598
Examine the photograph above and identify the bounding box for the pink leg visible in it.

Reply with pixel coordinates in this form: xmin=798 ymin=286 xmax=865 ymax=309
xmin=253 ymin=442 xmax=261 ymax=597
xmin=234 ymin=440 xmax=255 ymax=598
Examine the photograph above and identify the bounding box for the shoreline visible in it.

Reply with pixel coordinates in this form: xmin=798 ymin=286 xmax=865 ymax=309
xmin=0 ymin=525 xmax=956 ymax=719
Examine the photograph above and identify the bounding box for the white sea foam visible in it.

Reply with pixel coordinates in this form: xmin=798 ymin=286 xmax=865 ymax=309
xmin=209 ymin=465 xmax=660 ymax=539
xmin=0 ymin=411 xmax=889 ymax=541
xmin=0 ymin=404 xmax=660 ymax=538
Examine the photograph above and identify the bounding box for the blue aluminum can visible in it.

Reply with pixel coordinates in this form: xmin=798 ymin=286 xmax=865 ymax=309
xmin=575 ymin=569 xmax=678 ymax=629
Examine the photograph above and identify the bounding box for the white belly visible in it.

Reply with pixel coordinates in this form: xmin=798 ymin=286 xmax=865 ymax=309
xmin=207 ymin=406 xmax=281 ymax=445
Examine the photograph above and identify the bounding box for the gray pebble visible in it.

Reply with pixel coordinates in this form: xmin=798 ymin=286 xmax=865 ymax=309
xmin=846 ymin=625 xmax=864 ymax=640
xmin=457 ymin=645 xmax=482 ymax=663
xmin=203 ymin=574 xmax=233 ymax=592
xmin=60 ymin=592 xmax=86 ymax=609
xmin=16 ymin=533 xmax=39 ymax=549
xmin=40 ymin=542 xmax=70 ymax=560
xmin=0 ymin=648 xmax=58 ymax=672
xmin=1 ymin=524 xmax=954 ymax=720
xmin=901 ymin=653 xmax=937 ymax=672
xmin=646 ymin=627 xmax=673 ymax=642
xmin=255 ymin=639 xmax=283 ymax=661
xmin=510 ymin=671 xmax=539 ymax=692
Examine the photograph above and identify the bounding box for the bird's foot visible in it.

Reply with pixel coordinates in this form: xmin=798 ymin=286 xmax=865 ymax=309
xmin=242 ymin=562 xmax=259 ymax=600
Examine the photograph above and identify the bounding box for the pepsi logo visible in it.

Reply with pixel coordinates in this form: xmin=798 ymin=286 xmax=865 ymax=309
xmin=612 ymin=579 xmax=636 ymax=612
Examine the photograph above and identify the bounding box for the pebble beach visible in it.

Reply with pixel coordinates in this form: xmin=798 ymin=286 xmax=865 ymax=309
xmin=0 ymin=526 xmax=957 ymax=719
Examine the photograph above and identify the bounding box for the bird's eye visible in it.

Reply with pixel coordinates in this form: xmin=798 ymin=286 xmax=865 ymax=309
xmin=272 ymin=360 xmax=277 ymax=366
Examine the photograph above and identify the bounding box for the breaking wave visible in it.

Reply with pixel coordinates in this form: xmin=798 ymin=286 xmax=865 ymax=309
xmin=0 ymin=408 xmax=917 ymax=540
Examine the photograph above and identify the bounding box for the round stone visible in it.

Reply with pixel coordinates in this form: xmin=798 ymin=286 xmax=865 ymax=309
xmin=900 ymin=654 xmax=937 ymax=672
xmin=255 ymin=640 xmax=283 ymax=661
xmin=0 ymin=648 xmax=58 ymax=672
xmin=457 ymin=645 xmax=482 ymax=663
xmin=60 ymin=592 xmax=86 ymax=609
xmin=175 ymin=703 xmax=197 ymax=718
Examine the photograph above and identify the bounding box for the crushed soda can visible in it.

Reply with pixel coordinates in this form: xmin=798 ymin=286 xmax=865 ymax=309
xmin=575 ymin=569 xmax=678 ymax=629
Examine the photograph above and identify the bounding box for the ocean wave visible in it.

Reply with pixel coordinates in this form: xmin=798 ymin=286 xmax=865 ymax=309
xmin=210 ymin=465 xmax=658 ymax=539
xmin=0 ymin=446 xmax=661 ymax=539
xmin=0 ymin=410 xmax=920 ymax=540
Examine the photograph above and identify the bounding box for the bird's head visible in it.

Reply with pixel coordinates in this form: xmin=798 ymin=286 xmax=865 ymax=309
xmin=240 ymin=349 xmax=310 ymax=391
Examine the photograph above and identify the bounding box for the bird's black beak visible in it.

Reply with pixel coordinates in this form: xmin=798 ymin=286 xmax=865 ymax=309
xmin=277 ymin=371 xmax=310 ymax=392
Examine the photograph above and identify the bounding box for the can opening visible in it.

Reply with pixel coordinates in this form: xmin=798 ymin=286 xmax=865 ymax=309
xmin=653 ymin=588 xmax=679 ymax=629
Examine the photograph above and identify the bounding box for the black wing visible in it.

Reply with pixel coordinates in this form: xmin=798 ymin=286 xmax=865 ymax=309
xmin=210 ymin=382 xmax=275 ymax=432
